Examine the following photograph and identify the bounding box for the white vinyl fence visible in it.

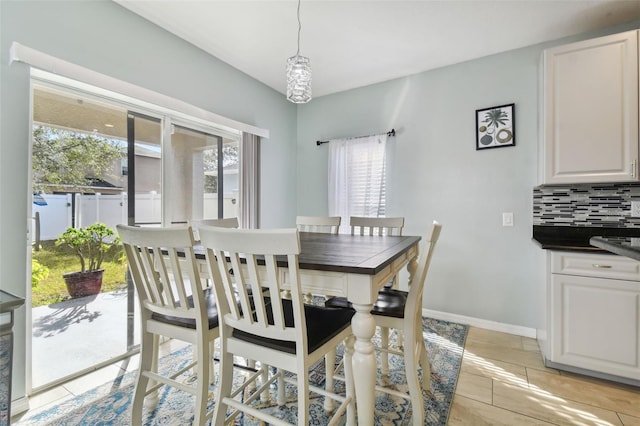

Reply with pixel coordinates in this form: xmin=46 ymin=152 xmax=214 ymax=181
xmin=33 ymin=194 xmax=73 ymax=241
xmin=33 ymin=193 xmax=130 ymax=241
xmin=32 ymin=192 xmax=237 ymax=241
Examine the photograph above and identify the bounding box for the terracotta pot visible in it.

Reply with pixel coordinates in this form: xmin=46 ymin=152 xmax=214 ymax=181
xmin=63 ymin=269 xmax=104 ymax=298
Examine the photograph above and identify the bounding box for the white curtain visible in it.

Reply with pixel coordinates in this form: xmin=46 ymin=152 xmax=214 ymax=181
xmin=328 ymin=134 xmax=387 ymax=233
xmin=240 ymin=132 xmax=260 ymax=229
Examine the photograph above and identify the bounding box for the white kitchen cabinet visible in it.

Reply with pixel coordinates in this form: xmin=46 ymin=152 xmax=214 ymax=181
xmin=543 ymin=251 xmax=640 ymax=383
xmin=540 ymin=30 xmax=639 ymax=184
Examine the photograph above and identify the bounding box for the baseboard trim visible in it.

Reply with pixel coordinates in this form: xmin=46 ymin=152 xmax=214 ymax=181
xmin=12 ymin=396 xmax=30 ymax=417
xmin=423 ymin=309 xmax=537 ymax=339
xmin=545 ymin=359 xmax=639 ymax=387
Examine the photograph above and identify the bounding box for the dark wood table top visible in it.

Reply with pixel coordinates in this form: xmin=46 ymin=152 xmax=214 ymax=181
xmin=194 ymin=232 xmax=421 ymax=276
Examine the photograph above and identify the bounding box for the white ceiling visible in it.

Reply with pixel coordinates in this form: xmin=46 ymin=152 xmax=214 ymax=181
xmin=115 ymin=0 xmax=640 ymax=99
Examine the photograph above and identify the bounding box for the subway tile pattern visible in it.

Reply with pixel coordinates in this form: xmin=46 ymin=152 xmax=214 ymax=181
xmin=533 ymin=183 xmax=640 ymax=228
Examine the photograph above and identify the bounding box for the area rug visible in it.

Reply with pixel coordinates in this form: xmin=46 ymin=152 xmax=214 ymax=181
xmin=15 ymin=317 xmax=467 ymax=425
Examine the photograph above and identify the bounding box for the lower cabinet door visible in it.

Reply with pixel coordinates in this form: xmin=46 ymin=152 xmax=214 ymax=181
xmin=550 ymin=274 xmax=640 ymax=380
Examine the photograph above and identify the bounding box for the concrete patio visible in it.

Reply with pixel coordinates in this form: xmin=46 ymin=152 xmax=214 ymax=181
xmin=31 ymin=289 xmax=139 ymax=389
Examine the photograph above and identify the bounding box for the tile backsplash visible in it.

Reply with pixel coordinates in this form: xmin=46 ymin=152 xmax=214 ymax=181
xmin=533 ymin=183 xmax=640 ymax=228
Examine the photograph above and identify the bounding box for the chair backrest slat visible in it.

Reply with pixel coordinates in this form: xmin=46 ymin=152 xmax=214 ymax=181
xmin=199 ymin=226 xmax=303 ymax=345
xmin=350 ymin=216 xmax=404 ymax=236
xmin=215 ymin=249 xmax=242 ymax=320
xmin=265 ymin=254 xmax=287 ymax=330
xmin=296 ymin=216 xmax=341 ymax=234
xmin=228 ymin=251 xmax=256 ymax=325
xmin=161 ymin=247 xmax=181 ymax=309
xmin=140 ymin=245 xmax=166 ymax=306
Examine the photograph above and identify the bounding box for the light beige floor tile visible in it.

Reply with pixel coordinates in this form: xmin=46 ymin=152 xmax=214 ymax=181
xmin=464 ymin=339 xmax=547 ymax=370
xmin=619 ymin=413 xmax=640 ymax=426
xmin=493 ymin=379 xmax=624 ymax=426
xmin=466 ymin=327 xmax=524 ymax=350
xmin=455 ymin=372 xmax=493 ymax=404
xmin=22 ymin=385 xmax=72 ymax=411
xmin=522 ymin=337 xmax=541 ymax=352
xmin=62 ymin=364 xmax=131 ymax=396
xmin=448 ymin=394 xmax=555 ymax=425
xmin=113 ymin=354 xmax=141 ymax=375
xmin=461 ymin=353 xmax=528 ymax=385
xmin=527 ymin=368 xmax=640 ymax=418
xmin=158 ymin=338 xmax=190 ymax=357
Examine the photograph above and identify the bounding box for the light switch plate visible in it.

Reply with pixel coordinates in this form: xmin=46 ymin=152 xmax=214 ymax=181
xmin=632 ymin=201 xmax=640 ymax=217
xmin=502 ymin=212 xmax=514 ymax=227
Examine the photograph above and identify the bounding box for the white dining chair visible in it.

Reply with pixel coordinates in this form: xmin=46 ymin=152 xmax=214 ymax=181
xmin=349 ymin=216 xmax=404 ymax=236
xmin=296 ymin=215 xmax=341 ymax=234
xmin=198 ymin=226 xmax=356 ymax=426
xmin=117 ymin=225 xmax=218 ymax=425
xmin=326 ymin=221 xmax=442 ymax=426
xmin=190 ymin=217 xmax=239 ymax=240
xmin=190 ymin=216 xmax=269 ymax=393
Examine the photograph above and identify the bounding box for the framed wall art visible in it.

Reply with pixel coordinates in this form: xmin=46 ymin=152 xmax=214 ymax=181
xmin=476 ymin=103 xmax=515 ymax=150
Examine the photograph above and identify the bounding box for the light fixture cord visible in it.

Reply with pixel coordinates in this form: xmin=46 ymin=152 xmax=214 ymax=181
xmin=296 ymin=0 xmax=302 ymax=56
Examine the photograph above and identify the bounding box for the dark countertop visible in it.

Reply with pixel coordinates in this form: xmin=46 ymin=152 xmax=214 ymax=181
xmin=532 ymin=225 xmax=640 ymax=252
xmin=589 ymin=236 xmax=640 ymax=261
xmin=0 ymin=289 xmax=24 ymax=313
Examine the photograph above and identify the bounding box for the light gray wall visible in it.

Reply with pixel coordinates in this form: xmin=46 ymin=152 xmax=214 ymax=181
xmin=296 ymin=21 xmax=640 ymax=330
xmin=1 ymin=0 xmax=297 ymax=402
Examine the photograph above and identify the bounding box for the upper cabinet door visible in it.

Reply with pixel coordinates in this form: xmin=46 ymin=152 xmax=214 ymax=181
xmin=541 ymin=31 xmax=639 ymax=184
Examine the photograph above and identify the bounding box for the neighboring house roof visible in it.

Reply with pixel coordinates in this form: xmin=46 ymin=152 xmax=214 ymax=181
xmin=41 ymin=177 xmax=124 ymax=194
xmin=135 ymin=143 xmax=161 ymax=159
xmin=85 ymin=177 xmax=120 ymax=188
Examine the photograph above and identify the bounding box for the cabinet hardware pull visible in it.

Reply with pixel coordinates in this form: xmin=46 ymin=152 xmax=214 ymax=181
xmin=632 ymin=160 xmax=637 ymax=178
xmin=592 ymin=264 xmax=612 ymax=268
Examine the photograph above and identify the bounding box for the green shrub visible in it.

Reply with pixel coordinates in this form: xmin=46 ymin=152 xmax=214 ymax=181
xmin=31 ymin=258 xmax=49 ymax=286
xmin=55 ymin=223 xmax=120 ymax=272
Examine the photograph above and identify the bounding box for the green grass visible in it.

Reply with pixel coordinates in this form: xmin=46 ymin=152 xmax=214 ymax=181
xmin=31 ymin=241 xmax=128 ymax=307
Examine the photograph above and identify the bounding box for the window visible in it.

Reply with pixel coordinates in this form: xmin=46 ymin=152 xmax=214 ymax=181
xmin=328 ymin=134 xmax=388 ymax=232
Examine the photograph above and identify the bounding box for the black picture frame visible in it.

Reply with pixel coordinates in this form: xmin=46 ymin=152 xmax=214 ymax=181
xmin=475 ymin=103 xmax=515 ymax=150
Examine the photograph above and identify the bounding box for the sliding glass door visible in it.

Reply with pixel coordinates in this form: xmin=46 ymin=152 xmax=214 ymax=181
xmin=28 ymin=78 xmax=244 ymax=392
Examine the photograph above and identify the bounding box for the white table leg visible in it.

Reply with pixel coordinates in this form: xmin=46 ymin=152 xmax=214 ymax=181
xmin=351 ymin=303 xmax=377 ymax=425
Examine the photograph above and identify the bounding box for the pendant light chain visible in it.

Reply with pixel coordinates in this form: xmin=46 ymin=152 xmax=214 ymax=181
xmin=296 ymin=0 xmax=301 ymax=57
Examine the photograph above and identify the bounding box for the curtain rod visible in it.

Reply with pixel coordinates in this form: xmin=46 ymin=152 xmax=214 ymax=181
xmin=316 ymin=128 xmax=395 ymax=146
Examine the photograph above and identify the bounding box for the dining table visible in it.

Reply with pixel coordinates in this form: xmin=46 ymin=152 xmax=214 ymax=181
xmin=192 ymin=231 xmax=421 ymax=425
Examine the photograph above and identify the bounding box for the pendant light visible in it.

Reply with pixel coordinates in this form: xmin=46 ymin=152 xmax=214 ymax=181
xmin=286 ymin=0 xmax=312 ymax=103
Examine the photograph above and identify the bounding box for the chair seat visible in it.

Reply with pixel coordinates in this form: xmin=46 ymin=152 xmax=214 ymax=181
xmin=234 ymin=298 xmax=355 ymax=354
xmin=324 ymin=289 xmax=407 ymax=319
xmin=152 ymin=287 xmax=220 ymax=329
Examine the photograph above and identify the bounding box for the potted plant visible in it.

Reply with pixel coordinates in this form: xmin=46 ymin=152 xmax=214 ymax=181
xmin=56 ymin=222 xmax=119 ymax=298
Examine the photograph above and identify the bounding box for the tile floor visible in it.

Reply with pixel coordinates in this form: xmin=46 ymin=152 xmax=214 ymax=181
xmin=449 ymin=327 xmax=640 ymax=426
xmin=15 ymin=326 xmax=640 ymax=425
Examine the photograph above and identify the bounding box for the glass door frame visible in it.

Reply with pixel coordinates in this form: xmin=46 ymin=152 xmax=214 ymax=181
xmin=166 ymin=118 xmax=241 ymax=226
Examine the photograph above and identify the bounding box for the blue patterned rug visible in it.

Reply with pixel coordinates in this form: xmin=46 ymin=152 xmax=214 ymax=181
xmin=15 ymin=317 xmax=467 ymax=425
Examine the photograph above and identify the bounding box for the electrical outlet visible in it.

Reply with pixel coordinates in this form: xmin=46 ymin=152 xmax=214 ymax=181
xmin=502 ymin=212 xmax=514 ymax=227
xmin=632 ymin=201 xmax=640 ymax=217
